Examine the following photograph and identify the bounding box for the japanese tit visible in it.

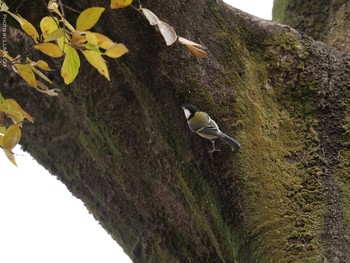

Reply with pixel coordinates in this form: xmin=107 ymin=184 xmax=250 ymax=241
xmin=182 ymin=104 xmax=241 ymax=154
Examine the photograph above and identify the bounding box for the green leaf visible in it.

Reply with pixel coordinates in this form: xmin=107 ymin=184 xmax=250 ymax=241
xmin=61 ymin=45 xmax=80 ymax=84
xmin=0 ymin=93 xmax=5 ymax=103
xmin=76 ymin=7 xmax=105 ymax=31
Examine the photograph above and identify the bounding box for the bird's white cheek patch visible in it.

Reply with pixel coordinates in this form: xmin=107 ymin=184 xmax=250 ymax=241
xmin=184 ymin=109 xmax=191 ymax=119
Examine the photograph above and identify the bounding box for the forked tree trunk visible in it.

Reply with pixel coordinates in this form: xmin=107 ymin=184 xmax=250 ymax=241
xmin=2 ymin=0 xmax=350 ymax=262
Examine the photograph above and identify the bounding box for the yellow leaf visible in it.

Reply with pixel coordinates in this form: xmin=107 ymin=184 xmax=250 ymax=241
xmin=3 ymin=149 xmax=17 ymax=166
xmin=4 ymin=11 xmax=39 ymax=43
xmin=43 ymin=3 xmax=75 ymax=33
xmin=4 ymin=10 xmax=22 ymax=24
xmin=105 ymin=43 xmax=128 ymax=58
xmin=45 ymin=28 xmax=65 ymax=42
xmin=1 ymin=99 xmax=24 ymax=125
xmin=14 ymin=64 xmax=37 ymax=87
xmin=0 ymin=49 xmax=13 ymax=61
xmin=34 ymin=43 xmax=64 ymax=58
xmin=76 ymin=7 xmax=105 ymax=31
xmin=61 ymin=45 xmax=80 ymax=84
xmin=20 ymin=17 xmax=40 ymax=43
xmin=3 ymin=124 xmax=21 ymax=150
xmin=0 ymin=134 xmax=3 ymax=147
xmin=93 ymin=33 xmax=115 ymax=49
xmin=82 ymin=50 xmax=110 ymax=80
xmin=29 ymin=64 xmax=53 ymax=84
xmin=85 ymin=32 xmax=115 ymax=50
xmin=85 ymin=31 xmax=99 ymax=46
xmin=57 ymin=34 xmax=69 ymax=51
xmin=40 ymin=16 xmax=58 ymax=39
xmin=23 ymin=110 xmax=34 ymax=123
xmin=0 ymin=99 xmax=34 ymax=124
xmin=0 ymin=106 xmax=23 ymax=125
xmin=110 ymin=0 xmax=133 ymax=9
xmin=36 ymin=60 xmax=54 ymax=71
xmin=71 ymin=32 xmax=87 ymax=46
xmin=4 ymin=99 xmax=22 ymax=110
xmin=40 ymin=16 xmax=59 ymax=39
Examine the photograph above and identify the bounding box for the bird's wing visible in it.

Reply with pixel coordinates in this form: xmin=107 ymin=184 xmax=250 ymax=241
xmin=196 ymin=117 xmax=221 ymax=136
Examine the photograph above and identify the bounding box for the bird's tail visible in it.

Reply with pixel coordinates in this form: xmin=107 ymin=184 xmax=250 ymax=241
xmin=221 ymin=133 xmax=241 ymax=152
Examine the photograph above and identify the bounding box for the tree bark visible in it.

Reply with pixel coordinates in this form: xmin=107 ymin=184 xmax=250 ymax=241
xmin=2 ymin=0 xmax=350 ymax=262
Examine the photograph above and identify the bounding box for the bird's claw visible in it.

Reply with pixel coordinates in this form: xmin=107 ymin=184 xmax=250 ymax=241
xmin=208 ymin=148 xmax=221 ymax=155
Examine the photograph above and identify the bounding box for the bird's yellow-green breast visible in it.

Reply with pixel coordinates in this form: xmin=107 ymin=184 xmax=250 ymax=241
xmin=188 ymin=111 xmax=210 ymax=131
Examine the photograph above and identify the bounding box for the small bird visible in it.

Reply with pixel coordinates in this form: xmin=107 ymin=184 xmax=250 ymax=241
xmin=182 ymin=104 xmax=240 ymax=154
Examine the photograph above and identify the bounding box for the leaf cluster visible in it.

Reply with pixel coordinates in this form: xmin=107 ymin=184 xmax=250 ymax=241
xmin=0 ymin=94 xmax=34 ymax=165
xmin=0 ymin=0 xmax=208 ymax=164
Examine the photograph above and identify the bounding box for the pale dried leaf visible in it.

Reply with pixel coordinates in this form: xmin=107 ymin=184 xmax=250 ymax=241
xmin=184 ymin=44 xmax=207 ymax=58
xmin=37 ymin=81 xmax=60 ymax=96
xmin=178 ymin=37 xmax=206 ymax=58
xmin=141 ymin=8 xmax=159 ymax=25
xmin=158 ymin=21 xmax=177 ymax=46
xmin=178 ymin=37 xmax=205 ymax=49
xmin=0 ymin=1 xmax=9 ymax=11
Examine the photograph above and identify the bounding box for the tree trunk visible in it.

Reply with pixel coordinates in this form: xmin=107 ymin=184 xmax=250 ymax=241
xmin=2 ymin=0 xmax=350 ymax=262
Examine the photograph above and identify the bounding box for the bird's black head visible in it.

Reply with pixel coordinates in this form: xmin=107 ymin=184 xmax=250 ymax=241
xmin=182 ymin=104 xmax=199 ymax=120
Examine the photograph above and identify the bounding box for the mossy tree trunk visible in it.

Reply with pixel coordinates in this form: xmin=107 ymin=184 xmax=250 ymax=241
xmin=2 ymin=0 xmax=350 ymax=262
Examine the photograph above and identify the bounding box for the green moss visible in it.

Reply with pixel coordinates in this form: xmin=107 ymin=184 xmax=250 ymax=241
xmin=272 ymin=0 xmax=290 ymax=22
xmin=337 ymin=111 xmax=350 ymax=232
xmin=219 ymin=31 xmax=325 ymax=262
xmin=272 ymin=0 xmax=331 ymax=41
